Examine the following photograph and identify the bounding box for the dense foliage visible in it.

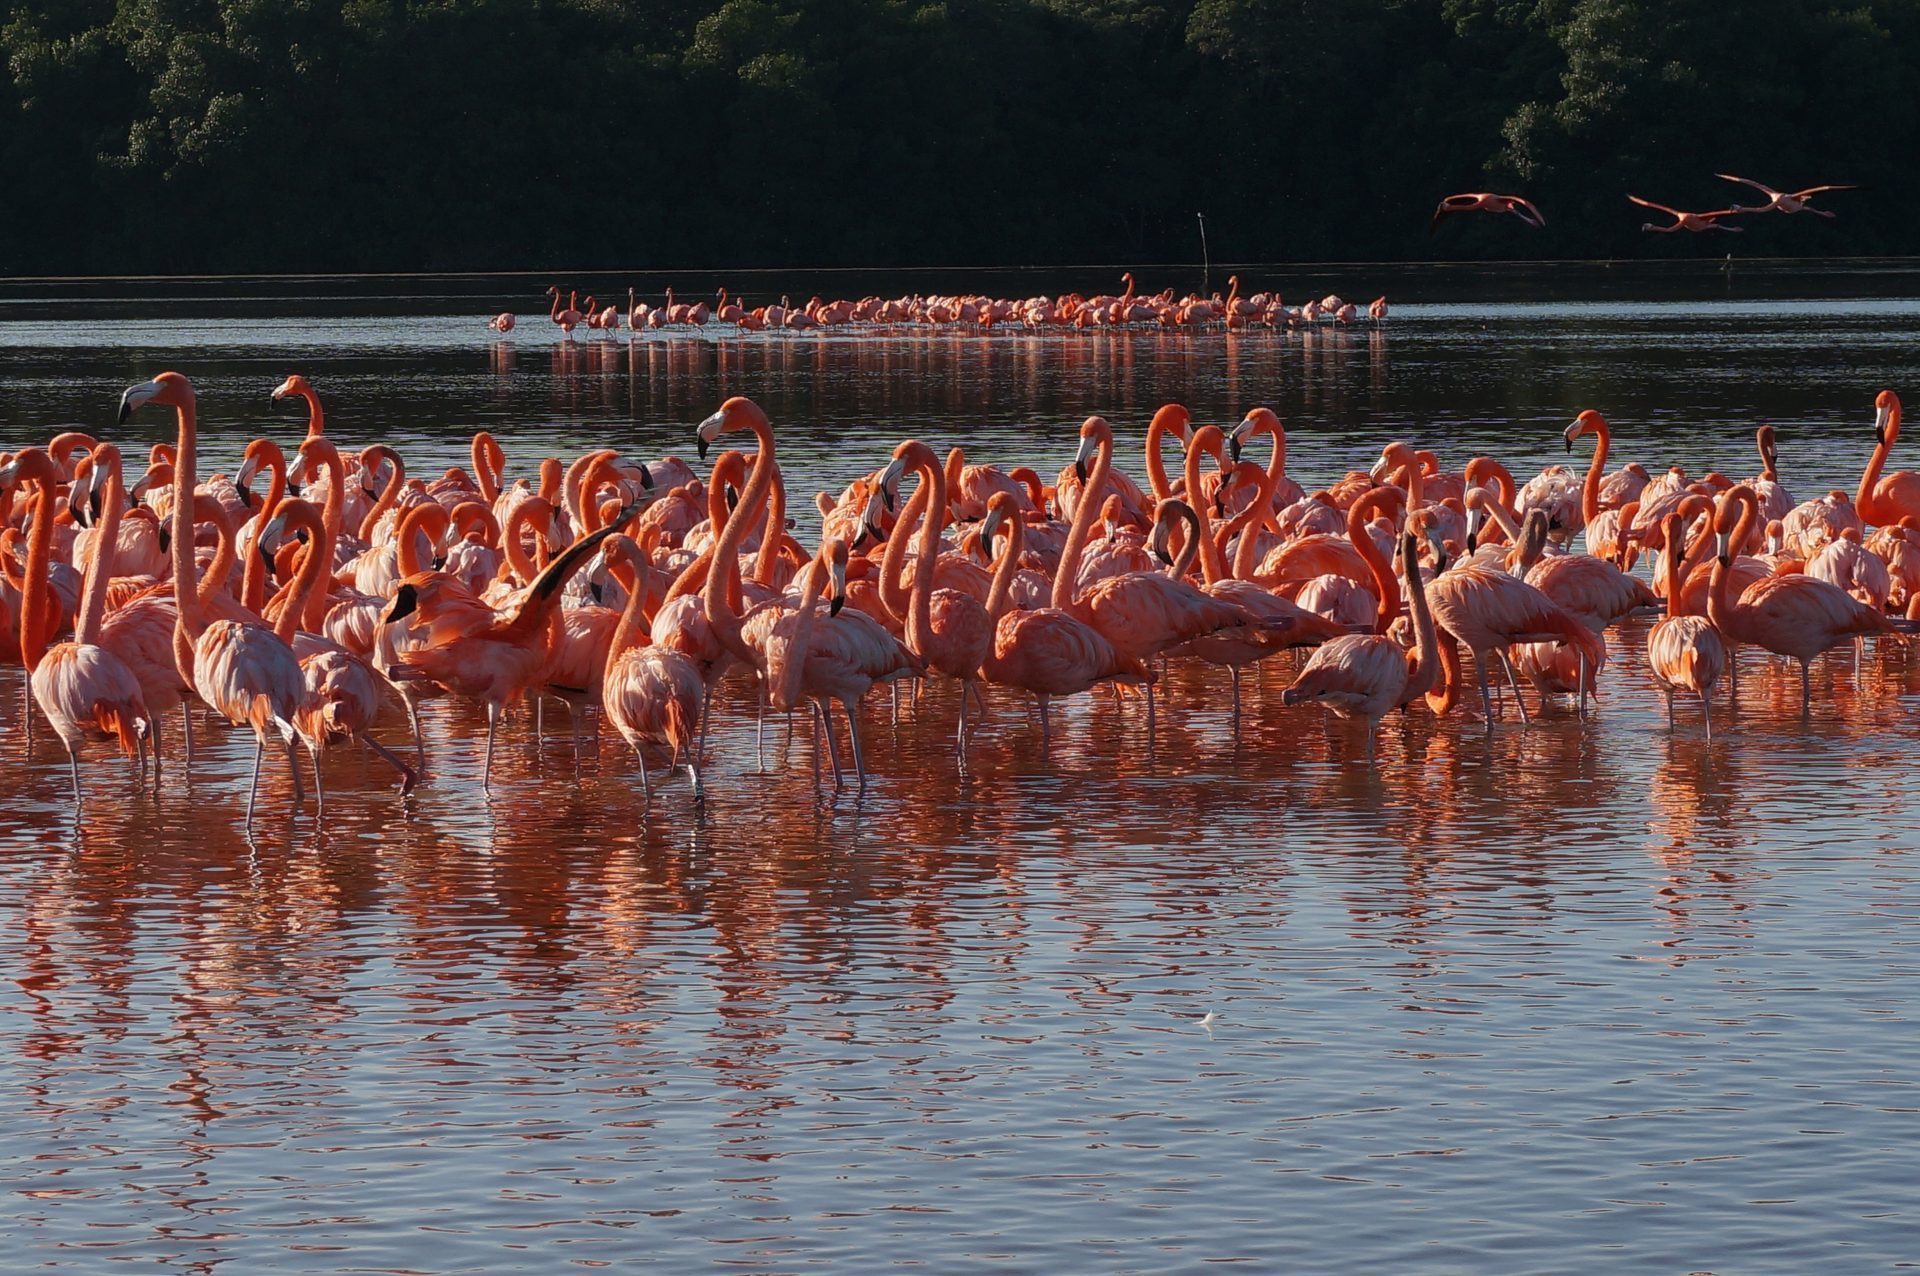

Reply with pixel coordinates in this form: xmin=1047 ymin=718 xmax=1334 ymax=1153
xmin=2 ymin=0 xmax=1914 ymax=273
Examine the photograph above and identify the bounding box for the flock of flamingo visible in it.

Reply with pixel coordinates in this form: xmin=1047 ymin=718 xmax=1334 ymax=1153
xmin=4 ymin=372 xmax=1918 ymax=821
xmin=488 ymin=278 xmax=1390 ymax=338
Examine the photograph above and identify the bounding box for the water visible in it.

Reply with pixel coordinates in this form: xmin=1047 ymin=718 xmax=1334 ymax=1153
xmin=4 ymin=267 xmax=1920 ymax=1271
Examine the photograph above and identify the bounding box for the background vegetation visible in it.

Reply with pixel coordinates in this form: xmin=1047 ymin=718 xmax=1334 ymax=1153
xmin=2 ymin=0 xmax=1913 ymax=274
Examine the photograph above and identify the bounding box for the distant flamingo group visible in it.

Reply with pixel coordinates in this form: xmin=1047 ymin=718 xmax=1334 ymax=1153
xmin=505 ymin=276 xmax=1390 ymax=339
xmin=4 ymin=377 xmax=1917 ymax=823
xmin=1435 ymin=173 xmax=1856 ymax=236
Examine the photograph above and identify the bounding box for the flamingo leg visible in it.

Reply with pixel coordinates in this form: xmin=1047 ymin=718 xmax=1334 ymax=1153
xmin=632 ymin=743 xmax=652 ymax=801
xmin=362 ymin=732 xmax=419 ymax=795
xmin=756 ymin=688 xmax=767 ymax=772
xmin=309 ymin=743 xmax=325 ymax=817
xmin=246 ymin=735 xmax=265 ymax=826
xmin=1474 ymin=649 xmax=1496 ymax=734
xmin=66 ymin=746 xmax=82 ymax=810
xmin=1664 ymin=687 xmax=1674 ymax=729
xmin=842 ymin=695 xmax=868 ymax=790
xmin=1701 ymin=691 xmax=1713 ymax=741
xmin=1497 ymin=649 xmax=1530 ymax=724
xmin=956 ymin=680 xmax=968 ymax=761
xmin=1039 ymin=693 xmax=1052 ymax=754
xmin=286 ymin=732 xmax=306 ymax=808
xmin=406 ymin=694 xmax=426 ymax=767
xmin=483 ymin=701 xmax=500 ymax=791
xmin=1800 ymin=659 xmax=1812 ymax=716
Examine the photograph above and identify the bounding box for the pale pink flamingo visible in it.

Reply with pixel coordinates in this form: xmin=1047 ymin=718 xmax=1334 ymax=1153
xmin=1748 ymin=424 xmax=1795 ymax=523
xmin=1646 ymin=511 xmax=1727 ymax=738
xmin=1630 ymin=195 xmax=1747 ymax=232
xmin=601 ymin=531 xmax=705 ymax=798
xmin=546 ymin=286 xmax=584 ymax=338
xmin=119 ymin=372 xmax=308 ymax=822
xmin=1716 ymin=174 xmax=1857 ymax=217
xmin=487 ymin=312 xmax=515 ymax=333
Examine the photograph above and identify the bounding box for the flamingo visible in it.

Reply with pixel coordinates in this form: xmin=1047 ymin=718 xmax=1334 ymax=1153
xmin=1645 ymin=511 xmax=1727 ymax=738
xmin=1431 ymin=193 xmax=1545 ymax=232
xmin=1715 ymin=174 xmax=1857 ymax=217
xmin=385 ymin=505 xmax=634 ymax=790
xmin=1283 ymin=532 xmax=1440 ymax=761
xmin=2 ymin=447 xmax=151 ymax=806
xmin=1857 ymin=390 xmax=1920 ymax=526
xmin=600 ymin=531 xmax=704 ymax=799
xmin=1629 ymin=195 xmax=1746 ymax=233
xmin=270 ymin=373 xmax=328 ymax=438
xmin=546 ymin=286 xmax=583 ymax=338
xmin=1708 ymin=484 xmax=1899 ymax=715
xmin=487 ymin=312 xmax=515 ymax=332
xmin=118 ymin=372 xmax=308 ymax=823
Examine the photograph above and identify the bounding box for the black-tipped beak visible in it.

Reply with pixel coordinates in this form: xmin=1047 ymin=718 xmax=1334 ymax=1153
xmin=238 ymin=483 xmax=256 ymax=508
xmin=880 ymin=486 xmax=896 ymax=514
xmin=829 ymin=594 xmax=845 ymax=617
xmin=117 ymin=400 xmax=133 ymax=425
xmin=1563 ymin=438 xmax=1573 ymax=454
xmin=1228 ymin=436 xmax=1243 ymax=462
xmin=257 ymin=543 xmax=274 ymax=567
xmin=1074 ymin=459 xmax=1088 ymax=483
xmin=696 ymin=437 xmax=710 ymax=461
xmin=589 ymin=581 xmax=604 ymax=605
xmin=638 ymin=463 xmax=653 ymax=490
xmin=431 ymin=555 xmax=446 ymax=571
xmin=1154 ymin=547 xmax=1173 ymax=567
xmin=158 ymin=526 xmax=171 ymax=555
xmin=287 ymin=482 xmax=301 ymax=498
xmin=384 ymin=583 xmax=418 ymax=623
xmin=361 ymin=485 xmax=378 ymax=501
xmin=1465 ymin=525 xmax=1479 ymax=553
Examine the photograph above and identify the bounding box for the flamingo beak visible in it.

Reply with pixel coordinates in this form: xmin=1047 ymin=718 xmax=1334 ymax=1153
xmin=1072 ymin=435 xmax=1095 ymax=484
xmin=1715 ymin=530 xmax=1731 ymax=565
xmin=1465 ymin=510 xmax=1480 ymax=553
xmin=118 ymin=380 xmax=161 ymax=424
xmin=696 ymin=410 xmax=726 ymax=459
xmin=829 ymin=560 xmax=847 ymax=616
xmin=1875 ymin=403 xmax=1891 ymax=447
xmin=1228 ymin=431 xmax=1244 ymax=463
xmin=1367 ymin=456 xmax=1390 ymax=482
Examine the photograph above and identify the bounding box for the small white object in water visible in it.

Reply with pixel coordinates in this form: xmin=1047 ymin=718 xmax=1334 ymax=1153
xmin=1197 ymin=1011 xmax=1218 ymax=1035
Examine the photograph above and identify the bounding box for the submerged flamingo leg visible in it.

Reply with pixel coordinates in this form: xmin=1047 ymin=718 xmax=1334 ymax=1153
xmin=362 ymin=733 xmax=419 ymax=795
xmin=1701 ymin=692 xmax=1714 ymax=741
xmin=245 ymin=736 xmax=265 ymax=825
xmin=483 ymin=702 xmax=500 ymax=791
xmin=842 ymin=695 xmax=869 ymax=790
xmin=66 ymin=746 xmax=82 ymax=810
xmin=1497 ymin=650 xmax=1531 ymax=725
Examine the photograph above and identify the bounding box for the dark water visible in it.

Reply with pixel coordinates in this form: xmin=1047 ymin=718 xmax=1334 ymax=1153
xmin=3 ymin=269 xmax=1920 ymax=1271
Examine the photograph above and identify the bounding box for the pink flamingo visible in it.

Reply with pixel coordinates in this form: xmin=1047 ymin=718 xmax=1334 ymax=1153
xmin=546 ymin=286 xmax=583 ymax=338
xmin=1709 ymin=484 xmax=1899 ymax=714
xmin=119 ymin=372 xmax=308 ymax=822
xmin=601 ymin=531 xmax=704 ymax=799
xmin=1716 ymin=174 xmax=1857 ymax=217
xmin=487 ymin=312 xmax=515 ymax=332
xmin=1432 ymin=193 xmax=1545 ymax=232
xmin=3 ymin=447 xmax=151 ymax=805
xmin=1858 ymin=390 xmax=1920 ymax=526
xmin=1283 ymin=532 xmax=1439 ymax=760
xmin=271 ymin=373 xmax=328 ymax=438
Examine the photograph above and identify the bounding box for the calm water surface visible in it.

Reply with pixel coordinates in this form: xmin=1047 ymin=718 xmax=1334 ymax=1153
xmin=3 ymin=268 xmax=1920 ymax=1271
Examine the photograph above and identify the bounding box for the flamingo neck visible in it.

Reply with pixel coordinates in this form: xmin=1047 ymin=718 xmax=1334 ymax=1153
xmin=1663 ymin=517 xmax=1686 ymax=618
xmin=1166 ymin=504 xmax=1202 ymax=580
xmin=1350 ymin=498 xmax=1399 ymax=635
xmin=907 ymin=451 xmax=946 ymax=653
xmin=1182 ymin=437 xmax=1227 ymax=584
xmin=1860 ymin=406 xmax=1897 ymax=518
xmin=1709 ymin=493 xmax=1758 ymax=629
xmin=1401 ymin=541 xmax=1440 ymax=703
xmin=1581 ymin=423 xmax=1610 ymax=525
xmin=74 ymin=461 xmax=126 ymax=647
xmin=605 ymin=539 xmax=654 ymax=671
xmin=1052 ymin=429 xmax=1112 ymax=611
xmin=753 ymin=463 xmax=787 ymax=586
xmin=704 ymin=420 xmax=776 ymax=662
xmin=472 ymin=434 xmax=503 ymax=504
xmin=273 ymin=510 xmax=330 ymax=644
xmin=170 ymin=398 xmax=205 ymax=676
xmin=397 ymin=504 xmax=450 ymax=577
xmin=984 ymin=510 xmax=1026 ymax=621
xmin=501 ymin=500 xmax=548 ymax=584
xmin=359 ymin=450 xmax=404 ymax=543
xmin=878 ymin=476 xmax=930 ymax=624
xmin=1145 ymin=409 xmax=1184 ymax=502
xmin=19 ymin=470 xmax=57 ymax=670
xmin=242 ymin=448 xmax=288 ymax=614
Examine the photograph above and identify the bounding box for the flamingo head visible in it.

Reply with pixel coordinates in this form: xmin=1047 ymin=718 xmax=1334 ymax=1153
xmin=1875 ymin=389 xmax=1901 ymax=445
xmin=697 ymin=396 xmax=770 ymax=460
xmin=1231 ymin=407 xmax=1280 ymax=463
xmin=1565 ymin=409 xmax=1607 ymax=453
xmin=1150 ymin=402 xmax=1192 ymax=449
xmin=117 ymin=371 xmax=194 ymax=425
xmin=1072 ymin=417 xmax=1110 ymax=483
xmin=824 ymin=538 xmax=849 ymax=616
xmin=1368 ymin=441 xmax=1416 ymax=484
xmin=271 ymin=374 xmax=311 ymax=403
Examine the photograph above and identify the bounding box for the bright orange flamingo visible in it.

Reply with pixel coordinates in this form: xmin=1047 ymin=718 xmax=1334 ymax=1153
xmin=1646 ymin=511 xmax=1727 ymax=738
xmin=1629 ymin=195 xmax=1746 ymax=233
xmin=872 ymin=440 xmax=993 ymax=755
xmin=385 ymin=507 xmax=633 ymax=790
xmin=271 ymin=374 xmax=327 ymax=438
xmin=119 ymin=372 xmax=309 ymax=822
xmin=1231 ymin=407 xmax=1305 ymax=510
xmin=1716 ymin=174 xmax=1857 ymax=217
xmin=601 ymin=530 xmax=705 ymax=799
xmin=1857 ymin=390 xmax=1920 ymax=525
xmin=1431 ymin=193 xmax=1545 ymax=232
xmin=1283 ymin=532 xmax=1439 ymax=761
xmin=1709 ymin=484 xmax=1900 ymax=714
xmin=3 ymin=447 xmax=152 ymax=806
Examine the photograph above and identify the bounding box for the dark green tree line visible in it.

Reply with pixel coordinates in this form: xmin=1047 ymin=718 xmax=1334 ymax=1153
xmin=1 ymin=0 xmax=1914 ymax=273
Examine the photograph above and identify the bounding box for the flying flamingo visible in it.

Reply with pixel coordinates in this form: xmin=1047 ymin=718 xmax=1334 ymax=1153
xmin=1716 ymin=174 xmax=1857 ymax=217
xmin=1857 ymin=390 xmax=1920 ymax=526
xmin=1629 ymin=195 xmax=1745 ymax=233
xmin=600 ymin=531 xmax=704 ymax=799
xmin=2 ymin=447 xmax=151 ymax=806
xmin=1431 ymin=193 xmax=1545 ymax=233
xmin=1708 ymin=484 xmax=1899 ymax=715
xmin=118 ymin=372 xmax=308 ymax=822
xmin=1283 ymin=532 xmax=1440 ymax=761
xmin=1646 ymin=511 xmax=1727 ymax=738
